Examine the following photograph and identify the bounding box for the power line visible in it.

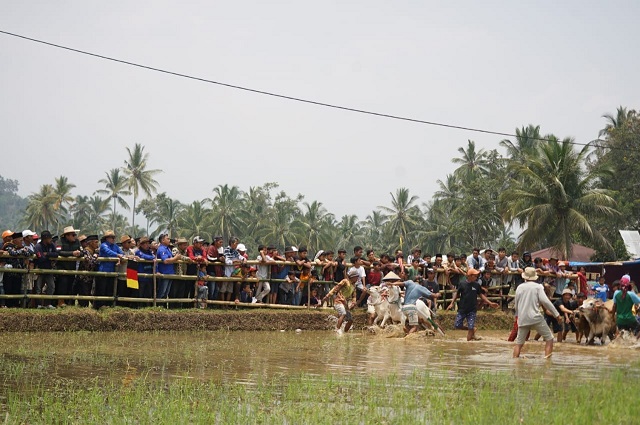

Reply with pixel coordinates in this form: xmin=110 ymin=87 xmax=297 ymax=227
xmin=0 ymin=29 xmax=628 ymax=152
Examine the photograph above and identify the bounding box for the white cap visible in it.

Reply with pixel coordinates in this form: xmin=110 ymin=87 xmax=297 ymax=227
xmin=22 ymin=230 xmax=36 ymax=238
xmin=237 ymin=243 xmax=247 ymax=252
xmin=291 ymin=246 xmax=298 ymax=252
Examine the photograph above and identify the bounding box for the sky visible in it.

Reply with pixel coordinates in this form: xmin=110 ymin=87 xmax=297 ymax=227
xmin=1 ymin=1 xmax=639 ymax=221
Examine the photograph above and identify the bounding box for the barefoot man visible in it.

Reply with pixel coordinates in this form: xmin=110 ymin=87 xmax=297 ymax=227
xmin=447 ymin=268 xmax=499 ymax=341
xmin=513 ymin=267 xmax=562 ymax=358
xmin=321 ymin=269 xmax=359 ymax=335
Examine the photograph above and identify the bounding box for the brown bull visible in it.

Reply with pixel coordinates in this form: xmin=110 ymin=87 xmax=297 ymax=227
xmin=578 ymin=298 xmax=617 ymax=345
xmin=572 ymin=310 xmax=591 ymax=344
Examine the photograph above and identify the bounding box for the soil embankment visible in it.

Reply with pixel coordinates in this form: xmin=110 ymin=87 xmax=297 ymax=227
xmin=0 ymin=308 xmax=514 ymax=332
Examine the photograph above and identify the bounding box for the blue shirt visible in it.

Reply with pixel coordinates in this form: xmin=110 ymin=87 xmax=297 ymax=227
xmin=593 ymin=283 xmax=609 ymax=302
xmin=98 ymin=242 xmax=123 ymax=272
xmin=403 ymin=280 xmax=433 ymax=306
xmin=612 ymin=290 xmax=640 ymax=305
xmin=156 ymin=245 xmax=175 ymax=275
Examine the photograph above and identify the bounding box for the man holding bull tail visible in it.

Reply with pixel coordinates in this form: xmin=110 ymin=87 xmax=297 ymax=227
xmin=513 ymin=267 xmax=562 ymax=358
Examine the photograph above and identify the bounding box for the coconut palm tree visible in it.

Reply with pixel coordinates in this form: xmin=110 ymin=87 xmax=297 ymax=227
xmin=500 ymin=125 xmax=542 ymax=162
xmin=361 ymin=210 xmax=388 ymax=251
xmin=178 ymin=200 xmax=214 ymax=241
xmin=294 ymin=201 xmax=335 ymax=253
xmin=97 ymin=168 xmax=131 ymax=230
xmin=378 ymin=188 xmax=422 ymax=252
xmin=256 ymin=194 xmax=301 ymax=250
xmin=211 ymin=184 xmax=245 ymax=242
xmin=135 ymin=198 xmax=158 ymax=236
xmin=334 ymin=214 xmax=364 ymax=251
xmin=598 ymin=106 xmax=634 ymax=138
xmin=500 ymin=137 xmax=619 ymax=259
xmin=53 ymin=176 xmax=76 ymax=213
xmin=150 ymin=193 xmax=183 ymax=239
xmin=451 ymin=140 xmax=491 ymax=182
xmin=122 ymin=143 xmax=161 ymax=234
xmin=22 ymin=184 xmax=61 ymax=231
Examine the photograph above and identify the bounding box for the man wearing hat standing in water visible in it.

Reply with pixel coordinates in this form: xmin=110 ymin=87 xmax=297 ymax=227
xmin=513 ymin=267 xmax=562 ymax=358
xmin=321 ymin=268 xmax=359 ymax=335
xmin=447 ymin=269 xmax=499 ymax=341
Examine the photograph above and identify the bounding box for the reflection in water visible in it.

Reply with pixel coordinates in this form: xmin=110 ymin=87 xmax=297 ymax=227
xmin=0 ymin=330 xmax=637 ymax=388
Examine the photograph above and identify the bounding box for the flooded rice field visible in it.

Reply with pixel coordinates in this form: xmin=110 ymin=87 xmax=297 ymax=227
xmin=1 ymin=329 xmax=638 ymax=387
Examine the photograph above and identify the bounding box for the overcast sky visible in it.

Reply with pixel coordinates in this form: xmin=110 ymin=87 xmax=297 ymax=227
xmin=1 ymin=1 xmax=639 ymax=220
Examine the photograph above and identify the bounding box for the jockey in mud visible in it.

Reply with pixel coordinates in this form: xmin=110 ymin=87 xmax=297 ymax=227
xmin=384 ymin=272 xmax=441 ymax=335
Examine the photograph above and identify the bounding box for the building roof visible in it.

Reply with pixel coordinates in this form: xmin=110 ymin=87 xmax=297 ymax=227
xmin=530 ymin=244 xmax=596 ymax=263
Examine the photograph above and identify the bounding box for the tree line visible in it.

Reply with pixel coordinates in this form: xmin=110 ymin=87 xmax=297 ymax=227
xmin=6 ymin=107 xmax=639 ymax=261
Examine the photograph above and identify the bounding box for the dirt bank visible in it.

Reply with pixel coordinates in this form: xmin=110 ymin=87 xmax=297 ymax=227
xmin=0 ymin=308 xmax=514 ymax=332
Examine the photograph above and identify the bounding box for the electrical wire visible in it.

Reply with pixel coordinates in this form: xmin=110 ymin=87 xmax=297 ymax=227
xmin=0 ymin=29 xmax=631 ymax=152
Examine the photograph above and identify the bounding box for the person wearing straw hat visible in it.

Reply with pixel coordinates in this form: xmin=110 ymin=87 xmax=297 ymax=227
xmin=512 ymin=267 xmax=562 ymax=358
xmin=321 ymin=268 xmax=359 ymax=335
xmin=57 ymin=225 xmax=82 ymax=307
xmin=383 ymin=271 xmax=440 ymax=335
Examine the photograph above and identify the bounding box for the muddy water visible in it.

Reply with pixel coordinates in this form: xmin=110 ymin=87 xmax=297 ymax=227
xmin=0 ymin=330 xmax=638 ymax=388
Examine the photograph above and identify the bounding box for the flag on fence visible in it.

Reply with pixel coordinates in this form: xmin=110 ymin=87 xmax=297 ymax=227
xmin=126 ymin=261 xmax=139 ymax=289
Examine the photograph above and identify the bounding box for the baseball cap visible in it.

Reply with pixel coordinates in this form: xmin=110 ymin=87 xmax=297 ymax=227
xmin=467 ymin=269 xmax=480 ymax=276
xmin=22 ymin=230 xmax=36 ymax=238
xmin=237 ymin=243 xmax=247 ymax=252
xmin=193 ymin=236 xmax=205 ymax=243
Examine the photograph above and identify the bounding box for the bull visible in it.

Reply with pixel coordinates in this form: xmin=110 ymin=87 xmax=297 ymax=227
xmin=578 ymin=298 xmax=617 ymax=345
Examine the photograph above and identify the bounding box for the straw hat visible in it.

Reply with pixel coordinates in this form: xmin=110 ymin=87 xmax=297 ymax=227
xmin=382 ymin=271 xmax=402 ymax=281
xmin=521 ymin=267 xmax=538 ymax=281
xmin=102 ymin=230 xmax=116 ymax=239
xmin=120 ymin=235 xmax=132 ymax=244
xmin=77 ymin=234 xmax=87 ymax=242
xmin=176 ymin=237 xmax=188 ymax=244
xmin=62 ymin=226 xmax=80 ymax=235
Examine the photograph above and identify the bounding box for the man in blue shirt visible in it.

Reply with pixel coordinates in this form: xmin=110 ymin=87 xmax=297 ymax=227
xmin=386 ymin=275 xmax=441 ymax=335
xmin=156 ymin=234 xmax=182 ymax=303
xmin=96 ymin=230 xmax=124 ymax=309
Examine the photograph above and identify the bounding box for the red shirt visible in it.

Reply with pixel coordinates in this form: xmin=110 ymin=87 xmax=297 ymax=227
xmin=368 ymin=270 xmax=382 ymax=287
xmin=577 ymin=272 xmax=588 ymax=295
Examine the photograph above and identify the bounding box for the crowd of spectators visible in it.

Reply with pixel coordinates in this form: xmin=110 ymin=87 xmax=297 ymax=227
xmin=0 ymin=225 xmax=602 ymax=311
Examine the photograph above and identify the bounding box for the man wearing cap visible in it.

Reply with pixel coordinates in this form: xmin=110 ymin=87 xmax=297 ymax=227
xmin=3 ymin=232 xmax=29 ymax=307
xmin=185 ymin=236 xmax=208 ymax=305
xmin=75 ymin=235 xmax=100 ymax=307
xmin=448 ymin=269 xmax=499 ymax=341
xmin=552 ymin=288 xmax=579 ymax=343
xmin=33 ymin=231 xmax=59 ymax=309
xmin=321 ymin=268 xmax=358 ymax=335
xmin=96 ymin=231 xmax=124 ymax=309
xmin=612 ymin=275 xmax=640 ymax=338
xmin=513 ymin=267 xmax=562 ymax=358
xmin=57 ymin=226 xmax=82 ymax=307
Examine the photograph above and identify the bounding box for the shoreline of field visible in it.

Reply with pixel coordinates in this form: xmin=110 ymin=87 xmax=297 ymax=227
xmin=0 ymin=307 xmax=514 ymax=332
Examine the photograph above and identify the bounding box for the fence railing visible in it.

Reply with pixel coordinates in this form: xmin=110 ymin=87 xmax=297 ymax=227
xmin=0 ymin=254 xmax=577 ymax=309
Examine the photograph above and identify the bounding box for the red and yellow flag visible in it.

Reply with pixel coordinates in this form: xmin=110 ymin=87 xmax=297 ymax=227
xmin=126 ymin=261 xmax=139 ymax=289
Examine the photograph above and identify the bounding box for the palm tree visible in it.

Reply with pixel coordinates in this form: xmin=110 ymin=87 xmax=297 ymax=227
xmin=86 ymin=195 xmax=111 ymax=234
xmin=598 ymin=106 xmax=633 ymax=138
xmin=97 ymin=168 xmax=131 ymax=230
xmin=500 ymin=125 xmax=542 ymax=162
xmin=379 ymin=188 xmax=422 ymax=252
xmin=256 ymin=194 xmax=301 ymax=250
xmin=500 ymin=138 xmax=619 ymax=259
xmin=211 ymin=184 xmax=245 ymax=242
xmin=178 ymin=200 xmax=214 ymax=241
xmin=294 ymin=201 xmax=335 ymax=253
xmin=22 ymin=184 xmax=61 ymax=231
xmin=150 ymin=193 xmax=183 ymax=238
xmin=122 ymin=143 xmax=161 ymax=234
xmin=451 ymin=140 xmax=491 ymax=182
xmin=53 ymin=176 xmax=76 ymax=213
xmin=334 ymin=214 xmax=363 ymax=251
xmin=433 ymin=174 xmax=462 ymax=209
xmin=135 ymin=198 xmax=158 ymax=236
xmin=361 ymin=210 xmax=388 ymax=251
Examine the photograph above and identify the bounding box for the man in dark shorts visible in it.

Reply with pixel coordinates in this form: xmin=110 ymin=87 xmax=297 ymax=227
xmin=447 ymin=269 xmax=498 ymax=341
xmin=553 ymin=288 xmax=579 ymax=342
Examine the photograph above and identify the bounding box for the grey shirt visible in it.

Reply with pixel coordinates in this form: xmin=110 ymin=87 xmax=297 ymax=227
xmin=514 ymin=281 xmax=560 ymax=326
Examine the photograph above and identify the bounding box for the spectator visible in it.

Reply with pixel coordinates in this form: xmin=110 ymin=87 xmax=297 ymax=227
xmin=56 ymin=226 xmax=82 ymax=307
xmin=269 ymin=246 xmax=287 ymax=304
xmin=322 ymin=250 xmax=336 ymax=302
xmin=96 ymin=230 xmax=124 ymax=309
xmin=576 ymin=267 xmax=589 ymax=297
xmin=33 ymin=230 xmax=58 ymax=309
xmin=255 ymin=244 xmax=273 ymax=303
xmin=196 ymin=263 xmax=209 ymax=308
xmin=0 ymin=257 xmax=10 ymax=308
xmin=3 ymin=232 xmax=29 ymax=307
xmin=237 ymin=282 xmax=253 ymax=304
xmin=169 ymin=237 xmax=191 ymax=308
xmin=592 ymin=276 xmax=609 ymax=303
xmin=134 ymin=237 xmax=156 ymax=304
xmin=187 ymin=236 xmax=208 ymax=305
xmin=116 ymin=235 xmax=135 ymax=307
xmin=206 ymin=236 xmax=225 ymax=302
xmin=280 ymin=270 xmax=297 ymax=305
xmin=447 ymin=269 xmax=499 ymax=340
xmin=223 ymin=237 xmax=244 ymax=303
xmin=75 ymin=234 xmax=99 ymax=307
xmin=466 ymin=248 xmax=484 ymax=271
xmin=406 ymin=258 xmax=422 ymax=281
xmin=349 ymin=257 xmax=367 ymax=307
